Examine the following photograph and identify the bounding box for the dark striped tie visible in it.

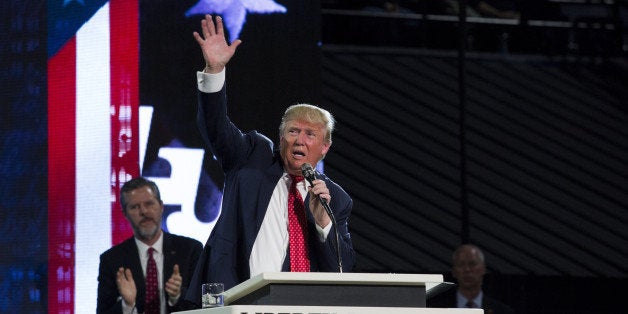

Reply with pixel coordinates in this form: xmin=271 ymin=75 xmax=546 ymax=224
xmin=288 ymin=175 xmax=310 ymax=272
xmin=145 ymin=247 xmax=159 ymax=314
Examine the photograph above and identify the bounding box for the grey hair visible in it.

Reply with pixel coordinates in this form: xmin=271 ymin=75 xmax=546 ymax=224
xmin=119 ymin=177 xmax=162 ymax=212
xmin=453 ymin=243 xmax=485 ymax=264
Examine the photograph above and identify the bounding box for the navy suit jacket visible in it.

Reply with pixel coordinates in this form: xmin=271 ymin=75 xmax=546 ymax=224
xmin=97 ymin=232 xmax=203 ymax=314
xmin=184 ymin=84 xmax=356 ymax=307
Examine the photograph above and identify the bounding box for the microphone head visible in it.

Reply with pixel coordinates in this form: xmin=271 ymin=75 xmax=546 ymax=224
xmin=301 ymin=163 xmax=316 ymax=181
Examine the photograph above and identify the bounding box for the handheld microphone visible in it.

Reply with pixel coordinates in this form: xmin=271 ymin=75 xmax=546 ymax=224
xmin=301 ymin=163 xmax=330 ymax=208
xmin=300 ymin=163 xmax=343 ymax=272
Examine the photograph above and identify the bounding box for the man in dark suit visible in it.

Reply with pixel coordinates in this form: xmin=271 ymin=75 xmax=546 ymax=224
xmin=97 ymin=177 xmax=203 ymax=314
xmin=429 ymin=244 xmax=515 ymax=314
xmin=183 ymin=14 xmax=356 ymax=307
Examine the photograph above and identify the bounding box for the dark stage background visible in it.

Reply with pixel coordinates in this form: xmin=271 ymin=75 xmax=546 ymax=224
xmin=321 ymin=47 xmax=628 ymax=313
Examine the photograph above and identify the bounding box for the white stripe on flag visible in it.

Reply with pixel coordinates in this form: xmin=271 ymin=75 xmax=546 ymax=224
xmin=75 ymin=3 xmax=112 ymax=313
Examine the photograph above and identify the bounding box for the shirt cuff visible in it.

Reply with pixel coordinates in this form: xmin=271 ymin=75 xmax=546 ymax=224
xmin=197 ymin=68 xmax=225 ymax=93
xmin=316 ymin=222 xmax=332 ymax=242
xmin=168 ymin=294 xmax=180 ymax=306
xmin=120 ymin=298 xmax=137 ymax=314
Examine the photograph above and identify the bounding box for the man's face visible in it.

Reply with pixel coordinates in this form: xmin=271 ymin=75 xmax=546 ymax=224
xmin=452 ymin=247 xmax=486 ymax=290
xmin=280 ymin=119 xmax=331 ymax=176
xmin=123 ymin=186 xmax=163 ymax=244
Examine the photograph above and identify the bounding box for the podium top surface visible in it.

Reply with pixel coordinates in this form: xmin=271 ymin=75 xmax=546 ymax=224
xmin=224 ymin=272 xmax=444 ymax=305
xmin=176 ymin=305 xmax=481 ymax=314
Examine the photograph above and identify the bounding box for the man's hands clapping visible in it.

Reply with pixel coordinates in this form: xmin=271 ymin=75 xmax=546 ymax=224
xmin=116 ymin=267 xmax=137 ymax=308
xmin=115 ymin=264 xmax=184 ymax=308
xmin=165 ymin=264 xmax=182 ymax=300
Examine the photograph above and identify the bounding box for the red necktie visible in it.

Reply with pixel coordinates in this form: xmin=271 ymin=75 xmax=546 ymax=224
xmin=288 ymin=175 xmax=310 ymax=272
xmin=145 ymin=247 xmax=159 ymax=314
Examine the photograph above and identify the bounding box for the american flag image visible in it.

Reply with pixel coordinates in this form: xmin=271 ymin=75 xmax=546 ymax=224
xmin=48 ymin=0 xmax=138 ymax=312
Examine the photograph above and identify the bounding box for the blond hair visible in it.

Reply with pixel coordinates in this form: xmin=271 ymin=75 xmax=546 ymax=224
xmin=279 ymin=103 xmax=335 ymax=144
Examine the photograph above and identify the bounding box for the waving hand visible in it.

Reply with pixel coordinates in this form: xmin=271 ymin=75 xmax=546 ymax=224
xmin=193 ymin=15 xmax=242 ymax=74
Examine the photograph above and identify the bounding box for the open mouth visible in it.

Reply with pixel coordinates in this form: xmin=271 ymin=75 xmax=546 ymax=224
xmin=140 ymin=218 xmax=154 ymax=225
xmin=292 ymin=150 xmax=305 ymax=158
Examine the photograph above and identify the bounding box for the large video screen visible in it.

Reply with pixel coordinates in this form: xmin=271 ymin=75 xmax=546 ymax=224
xmin=1 ymin=0 xmax=320 ymax=312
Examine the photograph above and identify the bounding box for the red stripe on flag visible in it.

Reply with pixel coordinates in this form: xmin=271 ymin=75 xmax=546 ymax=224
xmin=48 ymin=37 xmax=77 ymax=314
xmin=110 ymin=0 xmax=140 ymax=245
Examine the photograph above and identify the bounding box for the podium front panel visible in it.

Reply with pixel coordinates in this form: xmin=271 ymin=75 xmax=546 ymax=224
xmin=231 ymin=283 xmax=425 ymax=307
xmin=223 ymin=272 xmax=445 ymax=308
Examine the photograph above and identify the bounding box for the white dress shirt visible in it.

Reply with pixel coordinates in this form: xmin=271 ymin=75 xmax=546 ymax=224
xmin=456 ymin=290 xmax=483 ymax=308
xmin=121 ymin=233 xmax=167 ymax=314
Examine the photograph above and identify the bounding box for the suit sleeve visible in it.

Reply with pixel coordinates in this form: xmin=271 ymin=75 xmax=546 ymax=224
xmin=96 ymin=253 xmax=124 ymax=314
xmin=310 ymin=182 xmax=355 ymax=272
xmin=197 ymin=86 xmax=250 ymax=173
xmin=169 ymin=238 xmax=204 ymax=312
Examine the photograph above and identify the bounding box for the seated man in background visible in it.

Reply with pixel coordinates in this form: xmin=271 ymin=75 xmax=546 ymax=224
xmin=97 ymin=177 xmax=203 ymax=314
xmin=429 ymin=244 xmax=515 ymax=314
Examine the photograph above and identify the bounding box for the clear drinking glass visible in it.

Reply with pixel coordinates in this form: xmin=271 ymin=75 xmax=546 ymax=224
xmin=201 ymin=283 xmax=224 ymax=308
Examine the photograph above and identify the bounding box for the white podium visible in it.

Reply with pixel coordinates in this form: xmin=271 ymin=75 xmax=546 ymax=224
xmin=174 ymin=272 xmax=460 ymax=313
xmin=222 ymin=272 xmax=448 ymax=307
xmin=176 ymin=305 xmax=482 ymax=314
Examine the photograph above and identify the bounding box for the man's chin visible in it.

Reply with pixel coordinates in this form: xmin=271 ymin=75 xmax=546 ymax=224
xmin=459 ymin=281 xmax=480 ymax=288
xmin=291 ymin=159 xmax=315 ymax=169
xmin=138 ymin=226 xmax=159 ymax=241
xmin=285 ymin=160 xmax=303 ymax=172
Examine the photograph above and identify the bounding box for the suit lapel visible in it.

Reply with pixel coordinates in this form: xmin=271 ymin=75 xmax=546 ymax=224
xmin=255 ymin=160 xmax=284 ymax=228
xmin=162 ymin=232 xmax=175 ymax=281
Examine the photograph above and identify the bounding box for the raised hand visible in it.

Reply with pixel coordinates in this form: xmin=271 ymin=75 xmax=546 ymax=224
xmin=115 ymin=267 xmax=137 ymax=307
xmin=192 ymin=15 xmax=242 ymax=74
xmin=165 ymin=264 xmax=182 ymax=298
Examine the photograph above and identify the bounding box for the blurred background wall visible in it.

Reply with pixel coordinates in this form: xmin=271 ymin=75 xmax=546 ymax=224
xmin=321 ymin=1 xmax=627 ymax=313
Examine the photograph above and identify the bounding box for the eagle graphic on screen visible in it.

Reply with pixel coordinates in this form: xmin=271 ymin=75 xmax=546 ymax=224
xmin=185 ymin=0 xmax=287 ymax=42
